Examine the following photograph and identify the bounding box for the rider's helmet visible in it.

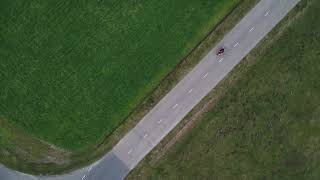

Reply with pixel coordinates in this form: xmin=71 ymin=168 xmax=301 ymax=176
xmin=217 ymin=47 xmax=225 ymax=55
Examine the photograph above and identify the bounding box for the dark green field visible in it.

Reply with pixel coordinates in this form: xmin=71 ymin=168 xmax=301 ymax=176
xmin=0 ymin=0 xmax=239 ymax=149
xmin=128 ymin=0 xmax=320 ymax=179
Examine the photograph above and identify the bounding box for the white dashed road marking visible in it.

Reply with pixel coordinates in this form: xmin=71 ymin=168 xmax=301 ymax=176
xmin=143 ymin=133 xmax=148 ymax=138
xmin=219 ymin=58 xmax=224 ymax=62
xmin=157 ymin=119 xmax=162 ymax=124
xmin=82 ymin=175 xmax=86 ymax=180
xmin=265 ymin=11 xmax=270 ymax=16
xmin=202 ymin=73 xmax=208 ymax=79
xmin=188 ymin=88 xmax=193 ymax=94
xmin=172 ymin=104 xmax=178 ymax=109
xmin=128 ymin=149 xmax=133 ymax=154
xmin=249 ymin=27 xmax=255 ymax=32
xmin=233 ymin=42 xmax=239 ymax=47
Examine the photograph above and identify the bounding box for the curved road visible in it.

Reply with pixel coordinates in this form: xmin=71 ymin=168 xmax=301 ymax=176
xmin=0 ymin=0 xmax=300 ymax=179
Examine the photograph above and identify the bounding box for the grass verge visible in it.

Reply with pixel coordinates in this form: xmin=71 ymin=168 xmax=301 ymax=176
xmin=127 ymin=0 xmax=320 ymax=179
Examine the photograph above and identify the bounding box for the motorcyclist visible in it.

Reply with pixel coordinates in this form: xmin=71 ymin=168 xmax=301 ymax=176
xmin=217 ymin=47 xmax=224 ymax=56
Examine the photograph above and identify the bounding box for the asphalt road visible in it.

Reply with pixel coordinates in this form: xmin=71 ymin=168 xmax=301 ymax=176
xmin=0 ymin=0 xmax=300 ymax=179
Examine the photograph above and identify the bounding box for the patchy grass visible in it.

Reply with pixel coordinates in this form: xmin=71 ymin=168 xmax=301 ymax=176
xmin=128 ymin=0 xmax=320 ymax=179
xmin=0 ymin=118 xmax=70 ymax=174
xmin=0 ymin=0 xmax=240 ymax=150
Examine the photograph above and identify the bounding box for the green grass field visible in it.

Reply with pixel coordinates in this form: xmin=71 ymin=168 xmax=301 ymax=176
xmin=128 ymin=0 xmax=320 ymax=179
xmin=0 ymin=0 xmax=240 ymax=150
